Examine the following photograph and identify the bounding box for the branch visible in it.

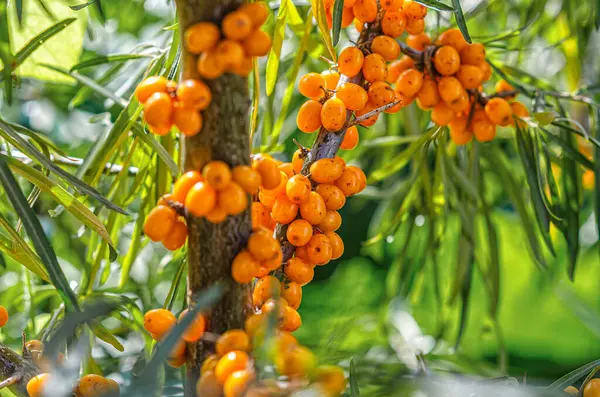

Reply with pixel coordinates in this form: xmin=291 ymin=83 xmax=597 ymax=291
xmin=0 ymin=341 xmax=40 ymax=397
xmin=349 ymin=101 xmax=401 ymax=126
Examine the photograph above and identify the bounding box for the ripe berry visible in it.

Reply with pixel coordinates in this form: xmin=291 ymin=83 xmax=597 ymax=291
xmin=162 ymin=220 xmax=188 ymax=250
xmin=368 ymin=81 xmax=396 ymax=107
xmin=148 ymin=123 xmax=172 ymax=136
xmin=232 ymin=250 xmax=261 ymax=284
xmin=449 ymin=116 xmax=472 ymax=145
xmin=371 ymin=35 xmax=400 ymax=61
xmin=434 ymin=46 xmax=461 ymax=76
xmin=431 ymin=102 xmax=456 ymax=126
xmin=299 ymin=73 xmax=327 ymax=100
xmin=252 ymin=202 xmax=271 ymax=229
xmin=179 ymin=309 xmax=206 ymax=342
xmin=306 ymin=234 xmax=333 ymax=265
xmin=239 ymin=2 xmax=270 ymax=27
xmin=284 ymin=257 xmax=315 ymax=285
xmin=456 ymin=65 xmax=484 ymax=90
xmin=354 ymin=18 xmax=364 ymax=32
xmin=297 ymin=100 xmax=324 ymax=133
xmin=299 ymin=191 xmax=327 ymax=225
xmin=216 ymin=330 xmax=251 ymax=357
xmin=248 ymin=229 xmax=281 ymax=261
xmin=215 ymin=351 xmax=250 ymax=384
xmin=135 ymin=76 xmax=168 ymax=104
xmin=387 ymin=56 xmax=415 ymax=83
xmin=321 ymin=98 xmax=347 ymax=131
xmin=315 ymin=365 xmax=347 ymax=397
xmin=381 ymin=11 xmax=407 ymax=38
xmin=416 ymin=78 xmax=440 ymax=110
xmin=436 ymin=28 xmax=468 ymax=52
xmin=27 ymin=373 xmax=50 ymax=397
xmin=197 ymin=51 xmax=225 ymax=80
xmin=354 ymin=101 xmax=379 ymax=126
xmin=341 ymin=126 xmax=359 ymax=150
xmin=352 ymin=0 xmax=378 ymax=22
xmin=144 ymin=205 xmax=176 ymax=242
xmin=479 ymin=61 xmax=492 ymax=82
xmin=470 ymin=109 xmax=496 ymax=142
xmin=287 ymin=219 xmax=313 ymax=246
xmin=310 ymin=158 xmax=344 ymax=184
xmin=460 ymin=43 xmax=486 ymax=65
xmin=348 ymin=166 xmax=367 ymax=193
xmin=495 ymin=80 xmax=516 ymax=100
xmin=230 ymin=56 xmax=254 ymax=76
xmin=253 ymin=157 xmax=282 ymax=189
xmin=279 ymin=162 xmax=294 ymax=178
xmin=322 ymin=70 xmax=341 ymax=90
xmin=219 ymin=182 xmax=248 ymax=215
xmin=185 ymin=22 xmax=220 ymax=54
xmin=261 ymin=171 xmax=288 ymax=197
xmin=173 ymin=106 xmax=203 ymax=137
xmin=185 ymin=181 xmax=217 ymax=217
xmin=224 ymin=370 xmax=254 ymax=397
xmin=207 ymin=205 xmax=228 ymax=224
xmin=144 ymin=309 xmax=176 ymax=339
xmin=173 ymin=171 xmax=203 ymax=203
xmin=362 ymin=53 xmax=387 ymax=83
xmin=510 ymin=101 xmax=529 ymax=127
xmin=222 ymin=11 xmax=253 ymax=40
xmin=281 ymin=306 xmax=302 ymax=332
xmin=448 ymin=91 xmax=470 ymax=115
xmin=258 ymin=190 xmax=276 ymax=209
xmin=396 ymin=68 xmax=423 ymax=98
xmin=281 ymin=281 xmax=303 ymax=309
xmin=405 ymin=17 xmax=424 ymax=35
xmin=253 ymin=276 xmax=282 ymax=307
xmin=286 ymin=174 xmax=312 ymax=204
xmin=271 ymin=195 xmax=299 ymax=224
xmin=202 ymin=354 xmax=220 ymax=374
xmin=177 ymin=79 xmax=212 ymax=110
xmin=292 ymin=149 xmax=306 ymax=174
xmin=0 ymin=305 xmax=8 ymax=327
xmin=334 ymin=168 xmax=360 ymax=196
xmin=144 ymin=92 xmax=173 ymax=126
xmin=315 ymin=184 xmax=346 ymax=211
xmin=325 ymin=231 xmax=344 ymax=259
xmin=338 ymin=47 xmax=364 ymax=77
xmin=203 ymin=161 xmax=232 ymax=190
xmin=336 ymin=83 xmax=368 ymax=111
xmin=406 ymin=33 xmax=431 ymax=51
xmin=275 ymin=346 xmax=316 ymax=377
xmin=438 ymin=76 xmax=465 ymax=106
xmin=196 ymin=372 xmax=223 ymax=397
xmin=402 ymin=0 xmax=427 ymax=18
xmin=381 ymin=0 xmax=404 ymax=11
xmin=168 ymin=341 xmax=187 ymax=367
xmin=232 ymin=165 xmax=261 ymax=194
xmin=318 ymin=210 xmax=342 ymax=232
xmin=584 ymin=378 xmax=600 ymax=397
xmin=215 ymin=40 xmax=245 ymax=69
xmin=485 ymin=97 xmax=513 ymax=126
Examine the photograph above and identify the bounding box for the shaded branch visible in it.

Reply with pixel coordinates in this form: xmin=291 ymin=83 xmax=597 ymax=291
xmin=0 ymin=341 xmax=39 ymax=397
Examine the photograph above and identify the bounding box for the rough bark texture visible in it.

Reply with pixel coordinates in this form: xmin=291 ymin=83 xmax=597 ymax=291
xmin=174 ymin=1 xmax=252 ymax=395
xmin=0 ymin=342 xmax=38 ymax=397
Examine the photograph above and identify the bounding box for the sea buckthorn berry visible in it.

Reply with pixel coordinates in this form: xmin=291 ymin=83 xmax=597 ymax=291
xmin=510 ymin=101 xmax=529 ymax=127
xmin=158 ymin=194 xmax=173 ymax=207
xmin=135 ymin=76 xmax=168 ymax=104
xmin=456 ymin=65 xmax=484 ymax=90
xmin=334 ymin=168 xmax=360 ymax=196
xmin=258 ymin=190 xmax=276 ymax=209
xmin=396 ymin=68 xmax=424 ymax=98
xmin=162 ymin=220 xmax=188 ymax=250
xmin=403 ymin=0 xmax=427 ymax=18
xmin=282 ymin=285 xmax=303 ymax=314
xmin=224 ymin=370 xmax=254 ymax=397
xmin=216 ymin=330 xmax=251 ymax=357
xmin=322 ymin=70 xmax=340 ymax=90
xmin=206 ymin=204 xmax=228 ymax=224
xmin=198 ymin=51 xmax=226 ymax=80
xmin=232 ymin=165 xmax=261 ymax=195
xmin=315 ymin=365 xmax=347 ymax=397
xmin=354 ymin=18 xmax=364 ymax=32
xmin=295 ymin=245 xmax=310 ymax=262
xmin=79 ymin=374 xmax=114 ymax=397
xmin=485 ymin=97 xmax=513 ymax=126
xmin=262 ymin=171 xmax=288 ymax=197
xmin=179 ymin=309 xmax=206 ymax=342
xmin=284 ymin=257 xmax=315 ymax=285
xmin=253 ymin=276 xmax=282 ymax=307
xmin=431 ymin=102 xmax=456 ymax=126
xmin=25 ymin=340 xmax=44 ymax=361
xmin=196 ymin=372 xmax=223 ymax=397
xmin=470 ymin=110 xmax=496 ymax=142
xmin=232 ymin=250 xmax=261 ymax=284
xmin=348 ymin=166 xmax=367 ymax=193
xmin=186 ymin=181 xmax=217 ymax=216
xmin=106 ymin=379 xmax=119 ymax=396
xmin=248 ymin=228 xmax=281 ymax=261
xmin=584 ymin=378 xmax=600 ymax=397
xmin=230 ymin=56 xmax=254 ymax=76
xmin=382 ymin=0 xmax=404 ymax=11
xmin=253 ymin=158 xmax=282 ymax=189
xmin=223 ymin=11 xmax=253 ymax=40
xmin=297 ymin=100 xmax=324 ymax=133
xmin=144 ymin=309 xmax=176 ymax=338
xmin=338 ymin=47 xmax=365 ymax=77
xmin=262 ymin=298 xmax=288 ymax=320
xmin=362 ymin=53 xmax=387 ymax=83
xmin=173 ymin=171 xmax=203 ymax=203
xmin=276 ymin=332 xmax=299 ymax=354
xmin=144 ymin=92 xmax=173 ymax=126
xmin=202 ymin=355 xmax=220 ymax=375
xmin=276 ymin=345 xmax=316 ymax=378
xmin=495 ymin=80 xmax=517 ymax=100
xmin=148 ymin=123 xmax=172 ymax=136
xmin=310 ymin=158 xmax=345 ymax=184
xmin=354 ymin=101 xmax=379 ymax=126
xmin=564 ymin=386 xmax=579 ymax=396
xmin=306 ymin=234 xmax=333 ymax=265
xmin=299 ymin=191 xmax=327 ymax=225
xmin=203 ymin=161 xmax=232 ymax=191
xmin=460 ymin=43 xmax=486 ymax=65
xmin=173 ymin=106 xmax=203 ymax=137
xmin=325 ymin=231 xmax=344 ymax=259
xmin=368 ymin=81 xmax=396 ymax=108
xmin=215 ymin=40 xmax=245 ymax=69
xmin=271 ymin=195 xmax=299 ymax=224
xmin=381 ymin=11 xmax=407 ymax=38
xmin=336 ymin=83 xmax=368 ymax=111
xmin=479 ymin=61 xmax=492 ymax=82
xmin=318 ymin=210 xmax=342 ymax=232
xmin=215 ymin=351 xmax=250 ymax=384
xmin=279 ymin=162 xmax=294 ymax=178
xmin=449 ymin=116 xmax=472 ymax=145
xmin=244 ymin=313 xmax=267 ymax=339
xmin=185 ymin=22 xmax=220 ymax=54
xmin=315 ymin=184 xmax=346 ymax=211
xmin=448 ymin=91 xmax=470 ymax=115
xmin=341 ymin=6 xmax=355 ymax=27
xmin=168 ymin=341 xmax=187 ymax=367
xmin=219 ymin=182 xmax=248 ymax=215
xmin=292 ymin=150 xmax=306 ymax=174
xmin=299 ymin=73 xmax=327 ymax=100
xmin=281 ymin=306 xmax=302 ymax=332
xmin=252 ymin=202 xmax=271 ymax=228
xmin=27 ymin=373 xmax=50 ymax=397
xmin=177 ymin=79 xmax=211 ymax=110
xmin=436 ymin=28 xmax=468 ymax=52
xmin=239 ymin=2 xmax=269 ymax=27
xmin=434 ymin=45 xmax=461 ymax=77
xmin=352 ymin=0 xmax=378 ymax=22
xmin=438 ymin=76 xmax=465 ymax=106
xmin=341 ymin=126 xmax=359 ymax=150
xmin=387 ymin=57 xmax=414 ymax=84
xmin=0 ymin=306 xmax=8 ymax=328
xmin=416 ymin=78 xmax=440 ymax=110
xmin=286 ymin=174 xmax=312 ymax=204
xmin=343 ymin=0 xmax=358 ymax=8
xmin=144 ymin=205 xmax=176 ymax=242
xmin=405 ymin=17 xmax=424 ymax=35
xmin=384 ymin=92 xmax=409 ymax=113
xmin=371 ymin=36 xmax=400 ymax=61
xmin=321 ymin=98 xmax=347 ymax=131
xmin=287 ymin=219 xmax=313 ymax=247
xmin=406 ymin=33 xmax=431 ymax=51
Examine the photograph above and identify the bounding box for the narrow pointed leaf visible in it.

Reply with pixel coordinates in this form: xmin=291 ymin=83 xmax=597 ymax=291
xmin=0 ymin=215 xmax=49 ymax=281
xmin=15 ymin=0 xmax=23 ymax=24
xmin=265 ymin=0 xmax=289 ymax=96
xmin=451 ymin=0 xmax=471 ymax=44
xmin=311 ymin=0 xmax=337 ymax=61
xmin=69 ymin=0 xmax=99 ymax=11
xmin=70 ymin=53 xmax=152 ymax=72
xmin=331 ymin=0 xmax=344 ymax=46
xmin=349 ymin=357 xmax=360 ymax=396
xmin=14 ymin=18 xmax=76 ymax=66
xmin=414 ymin=0 xmax=454 ymax=11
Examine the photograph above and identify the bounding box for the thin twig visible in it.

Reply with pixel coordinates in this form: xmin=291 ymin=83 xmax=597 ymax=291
xmin=349 ymin=101 xmax=401 ymax=126
xmin=0 ymin=374 xmax=21 ymax=389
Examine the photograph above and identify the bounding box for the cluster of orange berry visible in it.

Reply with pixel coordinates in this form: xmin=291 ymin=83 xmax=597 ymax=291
xmin=185 ymin=2 xmax=271 ymax=79
xmin=135 ymin=77 xmax=210 ymax=136
xmin=565 ymin=379 xmax=600 ymax=397
xmin=143 ymin=196 xmax=188 ymax=251
xmin=27 ymin=372 xmax=119 ymax=397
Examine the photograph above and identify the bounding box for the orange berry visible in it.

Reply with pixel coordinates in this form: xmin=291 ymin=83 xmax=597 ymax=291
xmin=322 ymin=70 xmax=341 ymax=90
xmin=584 ymin=379 xmax=600 ymax=397
xmin=485 ymin=97 xmax=513 ymax=126
xmin=168 ymin=340 xmax=187 ymax=367
xmin=371 ymin=35 xmax=400 ymax=61
xmin=438 ymin=76 xmax=465 ymax=106
xmin=416 ymin=78 xmax=440 ymax=110
xmin=179 ymin=309 xmax=206 ymax=342
xmin=219 ymin=182 xmax=248 ymax=215
xmin=405 ymin=16 xmax=424 ymax=35
xmin=341 ymin=6 xmax=355 ymax=27
xmin=215 ymin=40 xmax=245 ymax=69
xmin=354 ymin=18 xmax=364 ymax=32
xmin=292 ymin=150 xmax=306 ymax=174
xmin=78 ymin=374 xmax=115 ymax=397
xmin=287 ymin=219 xmax=313 ymax=247
xmin=144 ymin=92 xmax=173 ymax=126
xmin=470 ymin=109 xmax=496 ymax=142
xmin=406 ymin=33 xmax=430 ymax=51
xmin=336 ymin=83 xmax=368 ymax=111
xmin=297 ymin=100 xmax=324 ymax=133
xmin=203 ymin=161 xmax=232 ymax=191
xmin=362 ymin=53 xmax=387 ymax=83
xmin=479 ymin=61 xmax=492 ymax=82
xmin=224 ymin=370 xmax=254 ymax=397
xmin=495 ymin=80 xmax=516 ymax=100
xmin=286 ymin=174 xmax=312 ymax=204
xmin=144 ymin=309 xmax=176 ymax=338
xmin=381 ymin=11 xmax=407 ymax=38
xmin=206 ymin=204 xmax=229 ymax=223
xmin=447 ymin=91 xmax=470 ymax=115
xmin=177 ymin=79 xmax=212 ymax=110
xmin=261 ymin=247 xmax=283 ymax=271
xmin=431 ymin=102 xmax=456 ymax=126
xmin=284 ymin=256 xmax=314 ymax=285
xmin=354 ymin=101 xmax=379 ymax=126
xmin=344 ymin=0 xmax=358 ymax=7
xmin=253 ymin=276 xmax=281 ymax=307
xmin=248 ymin=229 xmax=281 ymax=261
xmin=382 ymin=0 xmax=404 ymax=11
xmin=185 ymin=22 xmax=220 ymax=54
xmin=185 ymin=181 xmax=217 ymax=217
xmin=27 ymin=373 xmax=50 ymax=397
xmin=325 ymin=231 xmax=344 ymax=260
xmin=279 ymin=162 xmax=294 ymax=178
xmin=281 ymin=306 xmax=302 ymax=332
xmin=201 ymin=355 xmax=219 ymax=375
xmin=258 ymin=190 xmax=276 ymax=209
xmin=262 ymin=171 xmax=288 ymax=197
xmin=306 ymin=233 xmax=333 ymax=265
xmin=433 ymin=45 xmax=461 ymax=76
xmin=223 ymin=11 xmax=253 ymax=40
xmin=352 ymin=0 xmax=378 ymax=22
xmin=253 ymin=158 xmax=282 ymax=189
xmin=315 ymin=366 xmax=347 ymax=397
xmin=584 ymin=170 xmax=595 ymax=190
xmin=321 ymin=97 xmax=347 ymax=131
xmin=0 ymin=306 xmax=7 ymax=328
xmin=341 ymin=126 xmax=359 ymax=150
xmin=215 ymin=351 xmax=250 ymax=384
xmin=158 ymin=194 xmax=173 ymax=207
xmin=144 ymin=205 xmax=176 ymax=242
xmin=436 ymin=28 xmax=468 ymax=52
xmin=135 ymin=76 xmax=168 ymax=104
xmin=230 ymin=56 xmax=254 ymax=76
xmin=232 ymin=165 xmax=261 ymax=195
xmin=310 ymin=158 xmax=345 ymax=184
xmin=244 ymin=313 xmax=267 ymax=338
xmin=510 ymin=101 xmax=529 ymax=127
xmin=173 ymin=171 xmax=203 ymax=203
xmin=232 ymin=250 xmax=261 ymax=283
xmin=148 ymin=123 xmax=172 ymax=136
xmin=276 ymin=346 xmax=316 ymax=377
xmin=334 ymin=168 xmax=360 ymax=196
xmin=162 ymin=220 xmax=188 ymax=250
xmin=338 ymin=47 xmax=365 ymax=77
xmin=449 ymin=116 xmax=472 ymax=145
xmin=315 ymin=184 xmax=346 ymax=211
xmin=318 ymin=210 xmax=342 ymax=232
xmin=239 ymin=2 xmax=270 ymax=27
xmin=299 ymin=73 xmax=327 ymax=100
xmin=299 ymin=191 xmax=327 ymax=225
xmin=197 ymin=51 xmax=226 ymax=80
xmin=456 ymin=65 xmax=484 ymax=90
xmin=396 ymin=68 xmax=423 ymax=98
xmin=196 ymin=371 xmax=223 ymax=397
xmin=252 ymin=202 xmax=271 ymax=228
xmin=387 ymin=56 xmax=415 ymax=83
xmin=460 ymin=43 xmax=486 ymax=65
xmin=402 ymin=0 xmax=427 ymax=18
xmin=271 ymin=195 xmax=299 ymax=224
xmin=348 ymin=165 xmax=367 ymax=193
xmin=216 ymin=330 xmax=251 ymax=357
xmin=384 ymin=91 xmax=409 ymax=113
xmin=281 ymin=282 xmax=303 ymax=310
xmin=368 ymin=81 xmax=395 ymax=108
xmin=173 ymin=106 xmax=203 ymax=137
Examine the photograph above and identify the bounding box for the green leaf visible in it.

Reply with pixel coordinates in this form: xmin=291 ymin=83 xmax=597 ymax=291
xmin=311 ymin=0 xmax=337 ymax=61
xmin=69 ymin=62 xmax=126 ymax=109
xmin=91 ymin=323 xmax=124 ymax=352
xmin=13 ymin=18 xmax=75 ymax=66
xmin=555 ymin=282 xmax=600 ymax=339
xmin=15 ymin=0 xmax=23 ymax=23
xmin=69 ymin=0 xmax=98 ymax=11
xmin=265 ymin=0 xmax=289 ymax=96
xmin=132 ymin=124 xmax=179 ymax=177
xmin=414 ymin=0 xmax=454 ymax=12
xmin=250 ymin=58 xmax=260 ymax=141
xmin=331 ymin=0 xmax=344 ymax=46
xmin=0 ymin=1 xmax=14 ymax=104
xmin=349 ymin=357 xmax=360 ymax=396
xmin=534 ymin=111 xmax=558 ymax=125
xmin=70 ymin=53 xmax=152 ymax=72
xmin=163 ymin=256 xmax=187 ymax=311
xmin=0 ymin=156 xmax=80 ymax=312
xmin=539 ymin=126 xmax=594 ymax=170
xmin=546 ymin=359 xmax=600 ymax=391
xmin=451 ymin=0 xmax=471 ymax=44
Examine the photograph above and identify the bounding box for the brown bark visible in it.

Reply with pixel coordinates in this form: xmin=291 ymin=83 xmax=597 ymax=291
xmin=174 ymin=1 xmax=252 ymax=396
xmin=0 ymin=342 xmax=38 ymax=397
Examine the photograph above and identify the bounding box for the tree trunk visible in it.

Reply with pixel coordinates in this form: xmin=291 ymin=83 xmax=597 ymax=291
xmin=174 ymin=1 xmax=252 ymax=396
